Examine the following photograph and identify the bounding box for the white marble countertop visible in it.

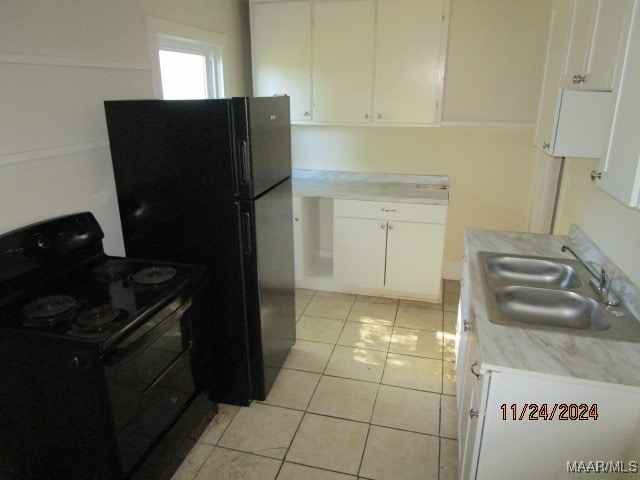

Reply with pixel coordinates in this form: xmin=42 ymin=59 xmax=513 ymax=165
xmin=465 ymin=227 xmax=640 ymax=388
xmin=291 ymin=169 xmax=449 ymax=205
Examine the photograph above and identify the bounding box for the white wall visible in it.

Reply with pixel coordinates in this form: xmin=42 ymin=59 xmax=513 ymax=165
xmin=291 ymin=0 xmax=551 ymax=273
xmin=0 ymin=0 xmax=251 ymax=254
xmin=555 ymin=158 xmax=640 ymax=286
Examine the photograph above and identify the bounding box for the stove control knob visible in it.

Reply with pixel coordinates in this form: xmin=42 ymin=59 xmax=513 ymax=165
xmin=170 ymin=396 xmax=178 ymax=405
xmin=36 ymin=235 xmax=51 ymax=249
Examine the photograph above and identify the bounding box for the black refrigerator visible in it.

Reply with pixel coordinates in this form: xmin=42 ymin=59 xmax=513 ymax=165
xmin=103 ymin=97 xmax=296 ymax=406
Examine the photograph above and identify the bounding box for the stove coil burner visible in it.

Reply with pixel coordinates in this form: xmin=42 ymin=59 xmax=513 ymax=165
xmin=93 ymin=260 xmax=129 ymax=280
xmin=75 ymin=306 xmax=123 ymax=333
xmin=132 ymin=267 xmax=177 ymax=286
xmin=22 ymin=295 xmax=78 ymax=326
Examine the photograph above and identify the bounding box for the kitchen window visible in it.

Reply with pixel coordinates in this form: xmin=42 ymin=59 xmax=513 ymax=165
xmin=147 ymin=16 xmax=226 ymax=100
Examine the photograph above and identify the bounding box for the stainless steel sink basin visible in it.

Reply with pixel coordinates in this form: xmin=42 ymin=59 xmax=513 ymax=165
xmin=486 ymin=256 xmax=582 ymax=288
xmin=478 ymin=251 xmax=640 ymax=342
xmin=494 ymin=286 xmax=611 ymax=331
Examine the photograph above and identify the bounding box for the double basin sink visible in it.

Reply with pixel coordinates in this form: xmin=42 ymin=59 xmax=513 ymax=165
xmin=478 ymin=252 xmax=640 ymax=342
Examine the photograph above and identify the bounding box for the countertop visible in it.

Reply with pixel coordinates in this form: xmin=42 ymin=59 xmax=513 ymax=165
xmin=291 ymin=169 xmax=449 ymax=205
xmin=465 ymin=227 xmax=640 ymax=388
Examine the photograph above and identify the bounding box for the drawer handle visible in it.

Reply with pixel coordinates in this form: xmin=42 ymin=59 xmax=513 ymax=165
xmin=381 ymin=208 xmax=396 ymax=213
xmin=470 ymin=409 xmax=480 ymax=419
xmin=470 ymin=361 xmax=480 ymax=379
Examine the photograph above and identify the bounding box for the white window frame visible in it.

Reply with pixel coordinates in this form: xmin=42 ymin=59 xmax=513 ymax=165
xmin=146 ymin=16 xmax=226 ymax=99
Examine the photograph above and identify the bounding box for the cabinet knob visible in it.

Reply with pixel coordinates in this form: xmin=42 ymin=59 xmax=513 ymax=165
xmin=542 ymin=142 xmax=550 ymax=149
xmin=572 ymin=74 xmax=586 ymax=84
xmin=381 ymin=208 xmax=396 ymax=213
xmin=380 ymin=224 xmax=386 ymax=229
xmin=303 ymin=111 xmax=310 ymax=117
xmin=388 ymin=224 xmax=393 ymax=230
xmin=364 ymin=114 xmax=370 ymax=119
xmin=470 ymin=409 xmax=480 ymax=419
xmin=463 ymin=319 xmax=472 ymax=332
xmin=591 ymin=170 xmax=602 ymax=181
xmin=377 ymin=113 xmax=382 ymax=119
xmin=294 ymin=216 xmax=300 ymax=221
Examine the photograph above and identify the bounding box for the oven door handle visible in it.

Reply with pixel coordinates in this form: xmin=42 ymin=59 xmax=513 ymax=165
xmin=103 ymin=300 xmax=192 ymax=366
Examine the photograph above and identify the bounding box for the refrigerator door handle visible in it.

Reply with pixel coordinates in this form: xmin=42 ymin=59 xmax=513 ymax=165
xmin=242 ymin=212 xmax=252 ymax=255
xmin=238 ymin=141 xmax=250 ymax=185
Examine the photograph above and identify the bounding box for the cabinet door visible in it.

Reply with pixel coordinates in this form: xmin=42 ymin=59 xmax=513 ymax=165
xmin=597 ymin=0 xmax=640 ymax=208
xmin=333 ymin=217 xmax=386 ymax=289
xmin=374 ymin=0 xmax=445 ymax=125
xmin=312 ymin=0 xmax=376 ymax=123
xmin=250 ymin=2 xmax=312 ymax=122
xmin=476 ymin=372 xmax=640 ymax=479
xmin=458 ymin=329 xmax=480 ymax=477
xmin=562 ymin=0 xmax=597 ymax=88
xmin=384 ymin=221 xmax=445 ymax=296
xmin=455 ymin=258 xmax=470 ymax=413
xmin=584 ymin=0 xmax=632 ymax=89
xmin=562 ymin=0 xmax=631 ymax=90
xmin=534 ymin=0 xmax=572 ymax=153
xmin=293 ymin=213 xmax=303 ymax=282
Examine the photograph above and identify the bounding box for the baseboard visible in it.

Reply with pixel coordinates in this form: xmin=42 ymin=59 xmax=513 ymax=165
xmin=442 ymin=261 xmax=462 ymax=280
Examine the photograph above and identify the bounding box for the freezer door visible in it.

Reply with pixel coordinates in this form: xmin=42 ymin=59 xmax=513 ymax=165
xmin=232 ymin=97 xmax=292 ymax=199
xmin=238 ymin=179 xmax=296 ymax=400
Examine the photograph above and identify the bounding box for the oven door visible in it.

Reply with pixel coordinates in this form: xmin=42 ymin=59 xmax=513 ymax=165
xmin=102 ymin=298 xmax=197 ymax=476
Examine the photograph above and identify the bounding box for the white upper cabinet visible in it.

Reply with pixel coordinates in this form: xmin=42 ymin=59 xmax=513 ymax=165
xmin=597 ymin=0 xmax=640 ymax=208
xmin=250 ymin=2 xmax=312 ymax=122
xmin=561 ymin=0 xmax=632 ymax=90
xmin=312 ymin=1 xmax=376 ymax=124
xmin=249 ymin=0 xmax=448 ymax=126
xmin=373 ymin=0 xmax=446 ymax=125
xmin=534 ymin=0 xmax=572 ymax=153
xmin=534 ymin=0 xmax=631 ymax=157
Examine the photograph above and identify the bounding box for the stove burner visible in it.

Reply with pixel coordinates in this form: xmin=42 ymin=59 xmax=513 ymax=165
xmin=93 ymin=260 xmax=129 ymax=280
xmin=132 ymin=267 xmax=177 ymax=285
xmin=22 ymin=295 xmax=78 ymax=326
xmin=75 ymin=306 xmax=123 ymax=333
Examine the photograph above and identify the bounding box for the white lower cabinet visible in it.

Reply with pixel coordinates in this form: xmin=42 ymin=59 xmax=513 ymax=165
xmin=457 ymin=254 xmax=640 ymax=479
xmin=292 ymin=196 xmax=304 ymax=282
xmin=333 ymin=199 xmax=446 ymax=298
xmin=333 ymin=217 xmax=386 ymax=289
xmin=472 ymin=371 xmax=640 ymax=480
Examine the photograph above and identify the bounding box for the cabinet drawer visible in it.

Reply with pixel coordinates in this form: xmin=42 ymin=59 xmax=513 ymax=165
xmin=334 ymin=199 xmax=446 ymax=224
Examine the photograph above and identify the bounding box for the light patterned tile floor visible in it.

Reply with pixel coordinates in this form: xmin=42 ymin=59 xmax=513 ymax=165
xmin=171 ymin=287 xmax=460 ymax=480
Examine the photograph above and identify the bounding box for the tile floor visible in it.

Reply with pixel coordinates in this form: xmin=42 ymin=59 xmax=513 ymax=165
xmin=171 ymin=282 xmax=460 ymax=480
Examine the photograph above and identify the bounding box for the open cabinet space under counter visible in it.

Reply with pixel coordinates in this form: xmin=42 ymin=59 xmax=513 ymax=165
xmin=292 ymin=169 xmax=449 ymax=302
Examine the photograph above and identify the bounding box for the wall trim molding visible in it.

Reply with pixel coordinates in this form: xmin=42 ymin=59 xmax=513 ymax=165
xmin=0 ymin=52 xmax=151 ymax=71
xmin=0 ymin=141 xmax=110 ymax=168
xmin=440 ymin=120 xmax=535 ymax=129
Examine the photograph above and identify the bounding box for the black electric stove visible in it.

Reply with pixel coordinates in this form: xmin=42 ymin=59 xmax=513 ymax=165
xmin=0 ymin=213 xmax=213 ymax=479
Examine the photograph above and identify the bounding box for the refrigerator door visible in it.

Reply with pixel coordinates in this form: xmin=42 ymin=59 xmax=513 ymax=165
xmin=232 ymin=97 xmax=292 ymax=199
xmin=104 ymin=99 xmax=254 ymax=406
xmin=104 ymin=99 xmax=236 ymax=264
xmin=238 ymin=179 xmax=296 ymax=400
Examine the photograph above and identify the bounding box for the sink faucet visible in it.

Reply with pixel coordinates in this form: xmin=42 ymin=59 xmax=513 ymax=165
xmin=561 ymin=245 xmax=619 ymax=306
